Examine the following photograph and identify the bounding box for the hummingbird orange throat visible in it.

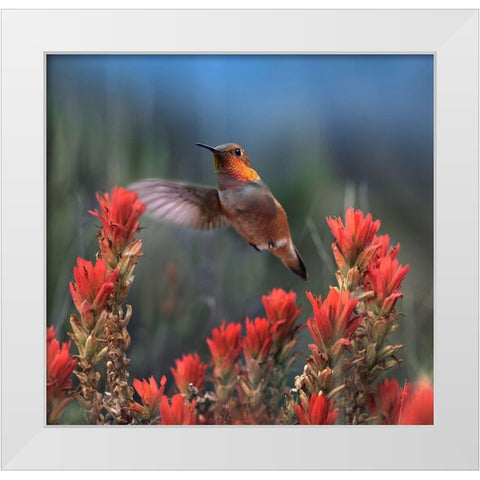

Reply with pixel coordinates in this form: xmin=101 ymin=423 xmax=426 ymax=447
xmin=129 ymin=142 xmax=307 ymax=280
xmin=196 ymin=143 xmax=260 ymax=184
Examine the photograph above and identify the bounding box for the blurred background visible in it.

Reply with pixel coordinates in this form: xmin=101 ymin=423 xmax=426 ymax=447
xmin=47 ymin=55 xmax=433 ymax=410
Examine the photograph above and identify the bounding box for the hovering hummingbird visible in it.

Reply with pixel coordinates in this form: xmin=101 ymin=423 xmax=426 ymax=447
xmin=129 ymin=143 xmax=307 ymax=280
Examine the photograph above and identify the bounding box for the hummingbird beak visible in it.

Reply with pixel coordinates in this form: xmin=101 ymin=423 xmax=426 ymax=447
xmin=196 ymin=143 xmax=219 ymax=153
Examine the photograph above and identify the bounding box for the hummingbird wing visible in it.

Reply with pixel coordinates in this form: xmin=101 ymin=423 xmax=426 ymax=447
xmin=129 ymin=179 xmax=228 ymax=230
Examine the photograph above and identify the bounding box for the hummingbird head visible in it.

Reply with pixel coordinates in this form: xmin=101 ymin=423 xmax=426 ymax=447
xmin=196 ymin=143 xmax=260 ymax=182
xmin=196 ymin=143 xmax=251 ymax=167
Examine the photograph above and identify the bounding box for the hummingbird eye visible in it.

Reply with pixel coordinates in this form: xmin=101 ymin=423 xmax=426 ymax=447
xmin=234 ymin=148 xmax=242 ymax=157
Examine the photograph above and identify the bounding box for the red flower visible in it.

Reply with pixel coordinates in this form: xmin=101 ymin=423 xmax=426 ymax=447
xmin=47 ymin=324 xmax=56 ymax=343
xmin=262 ymin=288 xmax=301 ymax=343
xmin=89 ymin=186 xmax=146 ymax=254
xmin=129 ymin=375 xmax=166 ymax=422
xmin=399 ymin=379 xmax=434 ymax=425
xmin=69 ymin=257 xmax=118 ymax=328
xmin=295 ymin=392 xmax=339 ymax=425
xmin=243 ymin=317 xmax=272 ymax=362
xmin=370 ymin=234 xmax=400 ymax=264
xmin=47 ymin=326 xmax=77 ymax=400
xmin=171 ymin=353 xmax=208 ymax=395
xmin=327 ymin=207 xmax=381 ymax=271
xmin=368 ymin=378 xmax=411 ymax=425
xmin=160 ymin=394 xmax=197 ymax=425
xmin=206 ymin=320 xmax=242 ymax=378
xmin=364 ymin=256 xmax=409 ymax=315
xmin=47 ymin=326 xmax=77 ymax=424
xmin=306 ymin=288 xmax=359 ymax=353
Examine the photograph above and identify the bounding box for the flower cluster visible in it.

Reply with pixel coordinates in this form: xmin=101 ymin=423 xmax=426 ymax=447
xmin=330 ymin=209 xmax=411 ymax=424
xmin=55 ymin=190 xmax=432 ymax=427
xmin=241 ymin=289 xmax=302 ymax=424
xmin=285 ymin=287 xmax=358 ymax=422
xmin=68 ymin=257 xmax=118 ymax=422
xmin=66 ymin=186 xmax=146 ymax=424
xmin=47 ymin=326 xmax=77 ymax=424
xmin=166 ymin=289 xmax=303 ymax=425
xmin=92 ymin=187 xmax=146 ymax=423
xmin=286 ymin=288 xmax=360 ymax=405
xmin=284 ymin=207 xmax=421 ymax=426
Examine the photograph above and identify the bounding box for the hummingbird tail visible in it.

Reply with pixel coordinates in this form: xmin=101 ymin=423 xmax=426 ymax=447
xmin=284 ymin=244 xmax=307 ymax=281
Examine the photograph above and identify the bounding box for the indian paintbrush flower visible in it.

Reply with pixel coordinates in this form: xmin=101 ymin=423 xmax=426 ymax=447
xmin=399 ymin=379 xmax=434 ymax=425
xmin=241 ymin=317 xmax=273 ymax=405
xmin=47 ymin=326 xmax=77 ymax=424
xmin=129 ymin=375 xmax=167 ymax=423
xmin=171 ymin=353 xmax=208 ymax=396
xmin=262 ymin=288 xmax=302 ymax=345
xmin=363 ymin=256 xmax=410 ymax=316
xmin=67 ymin=256 xmax=118 ymax=424
xmin=243 ymin=317 xmax=272 ymax=363
xmin=69 ymin=257 xmax=119 ymax=329
xmin=207 ymin=320 xmax=243 ymax=380
xmin=369 ymin=233 xmax=400 ymax=264
xmin=89 ymin=186 xmax=146 ymax=261
xmin=306 ymin=288 xmax=359 ymax=363
xmin=88 ymin=186 xmax=146 ymax=424
xmin=160 ymin=394 xmax=197 ymax=425
xmin=327 ymin=207 xmax=381 ymax=274
xmin=286 ymin=287 xmax=359 ymax=419
xmin=367 ymin=377 xmax=411 ymax=425
xmin=206 ymin=320 xmax=243 ymax=406
xmin=294 ymin=391 xmax=339 ymax=425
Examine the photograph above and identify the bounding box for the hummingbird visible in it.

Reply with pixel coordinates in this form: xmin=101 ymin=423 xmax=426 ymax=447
xmin=129 ymin=143 xmax=307 ymax=280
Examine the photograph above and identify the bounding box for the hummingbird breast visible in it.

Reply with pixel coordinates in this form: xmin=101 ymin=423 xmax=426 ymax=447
xmin=218 ymin=180 xmax=292 ymax=251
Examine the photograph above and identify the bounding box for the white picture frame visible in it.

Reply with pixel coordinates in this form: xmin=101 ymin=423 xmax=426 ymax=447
xmin=1 ymin=9 xmax=478 ymax=470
